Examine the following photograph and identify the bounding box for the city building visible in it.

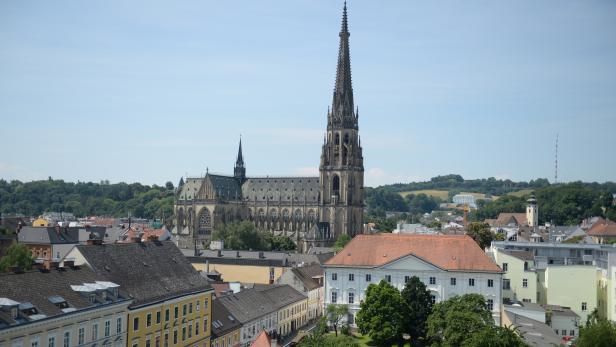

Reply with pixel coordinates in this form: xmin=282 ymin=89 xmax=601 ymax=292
xmin=171 ymin=3 xmax=364 ymax=251
xmin=66 ymin=241 xmax=214 ymax=347
xmin=218 ymin=285 xmax=307 ymax=347
xmin=587 ymin=218 xmax=616 ymax=244
xmin=185 ymin=249 xmax=332 ymax=285
xmin=502 ymin=309 xmax=563 ymax=347
xmin=276 ymin=263 xmax=324 ymax=321
xmin=493 ymin=249 xmax=538 ymax=303
xmin=210 ymin=300 xmax=241 ymax=347
xmin=18 ymin=226 xmax=105 ymax=261
xmin=324 ymin=234 xmax=503 ymax=326
xmin=452 ymin=194 xmax=477 ymax=209
xmin=0 ymin=266 xmax=131 ymax=347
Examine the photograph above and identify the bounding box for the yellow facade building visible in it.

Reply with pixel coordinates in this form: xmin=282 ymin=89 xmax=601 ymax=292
xmin=67 ymin=241 xmax=214 ymax=347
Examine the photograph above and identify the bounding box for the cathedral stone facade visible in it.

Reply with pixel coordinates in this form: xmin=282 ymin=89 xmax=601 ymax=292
xmin=172 ymin=3 xmax=364 ymax=251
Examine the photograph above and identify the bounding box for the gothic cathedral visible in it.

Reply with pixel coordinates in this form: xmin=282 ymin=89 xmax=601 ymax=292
xmin=172 ymin=3 xmax=364 ymax=251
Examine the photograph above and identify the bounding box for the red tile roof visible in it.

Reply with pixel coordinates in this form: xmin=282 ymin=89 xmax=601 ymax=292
xmin=325 ymin=234 xmax=501 ymax=272
xmin=587 ymin=219 xmax=616 ymax=237
xmin=250 ymin=331 xmax=272 ymax=347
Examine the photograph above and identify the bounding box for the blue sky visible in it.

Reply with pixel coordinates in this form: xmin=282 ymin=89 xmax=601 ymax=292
xmin=1 ymin=1 xmax=615 ymax=187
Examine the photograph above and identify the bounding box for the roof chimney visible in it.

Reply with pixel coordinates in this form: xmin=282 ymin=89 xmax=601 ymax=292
xmin=236 ymin=251 xmax=241 ymax=258
xmin=259 ymin=251 xmax=265 ymax=259
xmin=217 ymin=250 xmax=222 ymax=257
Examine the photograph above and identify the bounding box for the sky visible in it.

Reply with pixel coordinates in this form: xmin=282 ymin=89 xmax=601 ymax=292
xmin=1 ymin=0 xmax=615 ymax=187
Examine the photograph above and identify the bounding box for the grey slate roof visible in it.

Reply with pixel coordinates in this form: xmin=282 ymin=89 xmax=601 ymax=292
xmin=211 ymin=299 xmax=242 ymax=338
xmin=184 ymin=249 xmax=330 ymax=267
xmin=177 ymin=177 xmax=203 ymax=200
xmin=291 ymin=264 xmax=323 ymax=291
xmin=18 ymin=226 xmax=104 ymax=244
xmin=208 ymin=174 xmax=242 ymax=200
xmin=503 ymin=310 xmax=562 ymax=347
xmin=75 ymin=241 xmax=212 ymax=308
xmin=242 ymin=177 xmax=319 ymax=203
xmin=218 ymin=285 xmax=306 ymax=324
xmin=0 ymin=267 xmax=129 ymax=330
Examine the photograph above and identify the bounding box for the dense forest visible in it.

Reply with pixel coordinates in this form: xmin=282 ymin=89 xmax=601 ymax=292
xmin=0 ymin=178 xmax=174 ymax=220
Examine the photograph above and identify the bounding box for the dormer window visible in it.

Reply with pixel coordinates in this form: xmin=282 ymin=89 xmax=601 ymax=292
xmin=48 ymin=295 xmax=69 ymax=309
xmin=10 ymin=307 xmax=18 ymax=319
xmin=89 ymin=294 xmax=96 ymax=304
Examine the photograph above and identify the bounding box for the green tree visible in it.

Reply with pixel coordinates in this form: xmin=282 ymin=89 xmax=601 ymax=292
xmin=268 ymin=234 xmax=296 ymax=251
xmin=426 ymin=294 xmax=493 ymax=347
xmin=466 ymin=222 xmax=494 ymax=250
xmin=356 ymin=281 xmax=406 ymax=346
xmin=326 ymin=304 xmax=349 ymax=337
xmin=462 ymin=325 xmax=528 ymax=347
xmin=401 ymin=276 xmax=433 ymax=344
xmin=577 ymin=316 xmax=616 ymax=347
xmin=0 ymin=243 xmax=34 ymax=272
xmin=334 ymin=234 xmax=352 ymax=251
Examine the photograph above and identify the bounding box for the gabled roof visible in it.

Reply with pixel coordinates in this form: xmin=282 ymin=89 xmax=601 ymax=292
xmin=74 ymin=241 xmax=211 ymax=308
xmin=324 ymin=234 xmax=501 ymax=272
xmin=250 ymin=330 xmax=272 ymax=347
xmin=207 ymin=174 xmax=242 ymax=200
xmin=218 ymin=285 xmax=306 ymax=324
xmin=494 ymin=213 xmax=527 ymax=227
xmin=0 ymin=267 xmax=129 ymax=329
xmin=211 ymin=299 xmax=242 ymax=338
xmin=291 ymin=264 xmax=323 ymax=291
xmin=587 ymin=219 xmax=616 ymax=237
xmin=502 ymin=249 xmax=535 ymax=262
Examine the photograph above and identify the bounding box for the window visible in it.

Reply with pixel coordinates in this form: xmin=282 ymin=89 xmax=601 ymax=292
xmin=561 ymin=329 xmax=566 ymax=336
xmin=63 ymin=332 xmax=70 ymax=347
xmin=48 ymin=336 xmax=55 ymax=347
xmin=385 ymin=275 xmax=391 ymax=283
xmin=347 ymin=313 xmax=354 ymax=325
xmin=188 ymin=322 xmax=192 ymax=338
xmin=196 ymin=301 xmax=200 ymax=312
xmin=204 ymin=298 xmax=209 ymax=310
xmin=487 ymin=299 xmax=494 ymax=310
xmin=189 ymin=303 xmax=193 ymax=314
xmin=105 ymin=320 xmax=111 ymax=337
xmin=469 ymin=278 xmax=475 ymax=286
xmin=450 ymin=278 xmax=456 ymax=286
xmin=523 ymin=298 xmax=531 ymax=303
xmin=182 ymin=326 xmax=186 ymax=341
xmin=332 ymin=273 xmax=338 ymax=281
xmin=348 ymin=273 xmax=354 ymax=281
xmin=524 ymin=261 xmax=529 ymax=271
xmin=173 ymin=330 xmax=178 ymax=344
xmin=133 ymin=317 xmax=139 ymax=332
xmin=582 ymin=302 xmax=587 ymax=311
xmin=165 ymin=309 xmax=170 ymax=321
xmin=116 ymin=317 xmax=123 ymax=333
xmin=78 ymin=328 xmax=85 ymax=344
xmin=203 ymin=317 xmax=208 ymax=333
xmin=405 ymin=276 xmax=411 ymax=283
xmin=30 ymin=337 xmax=39 ymax=347
xmin=523 ymin=279 xmax=528 ymax=288
xmin=488 ymin=279 xmax=494 ymax=288
xmin=183 ymin=304 xmax=187 ymax=316
xmin=92 ymin=323 xmax=98 ymax=340
xmin=366 ymin=274 xmax=371 ymax=282
xmin=155 ymin=311 xmax=160 ymax=324
xmin=570 ymin=330 xmax=575 ymax=336
xmin=196 ymin=321 xmax=200 ymax=335
xmin=503 ymin=279 xmax=511 ymax=290
xmin=431 ymin=295 xmax=436 ymax=304
xmin=502 ymin=263 xmax=508 ymax=271
xmin=174 ymin=306 xmax=178 ymax=319
xmin=146 ymin=338 xmax=151 ymax=347
xmin=155 ymin=336 xmax=160 ymax=347
xmin=164 ymin=333 xmax=169 ymax=347
xmin=429 ymin=277 xmax=436 ymax=285
xmin=348 ymin=292 xmax=354 ymax=304
xmin=332 ymin=291 xmax=338 ymax=304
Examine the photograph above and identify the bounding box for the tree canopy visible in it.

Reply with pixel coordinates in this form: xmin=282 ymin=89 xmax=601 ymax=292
xmin=334 ymin=234 xmax=352 ymax=251
xmin=326 ymin=304 xmax=349 ymax=337
xmin=356 ymin=281 xmax=406 ymax=346
xmin=211 ymin=221 xmax=296 ymax=251
xmin=576 ymin=311 xmax=616 ymax=347
xmin=426 ymin=294 xmax=494 ymax=347
xmin=401 ymin=276 xmax=434 ymax=344
xmin=0 ymin=242 xmax=34 ymax=272
xmin=465 ymin=222 xmax=495 ymax=250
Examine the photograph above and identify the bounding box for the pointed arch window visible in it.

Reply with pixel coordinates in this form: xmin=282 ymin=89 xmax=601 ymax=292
xmin=332 ymin=175 xmax=340 ymax=196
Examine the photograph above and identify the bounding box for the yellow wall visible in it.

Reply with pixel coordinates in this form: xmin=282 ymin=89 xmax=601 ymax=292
xmin=128 ymin=291 xmax=212 ymax=347
xmin=277 ymin=298 xmax=309 ymax=338
xmin=494 ymin=250 xmax=538 ymax=303
xmin=192 ymin=263 xmax=285 ymax=284
xmin=545 ymin=266 xmax=597 ymax=323
xmin=211 ymin=328 xmax=240 ymax=347
xmin=32 ymin=218 xmax=50 ymax=227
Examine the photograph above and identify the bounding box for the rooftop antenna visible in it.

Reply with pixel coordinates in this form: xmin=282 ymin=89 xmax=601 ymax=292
xmin=554 ymin=133 xmax=559 ymax=184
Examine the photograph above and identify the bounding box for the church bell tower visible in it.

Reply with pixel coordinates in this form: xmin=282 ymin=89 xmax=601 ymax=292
xmin=319 ymin=2 xmax=364 ymax=239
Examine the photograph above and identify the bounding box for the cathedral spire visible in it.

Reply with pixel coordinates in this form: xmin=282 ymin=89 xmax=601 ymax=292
xmin=236 ymin=136 xmax=244 ymax=167
xmin=234 ymin=137 xmax=246 ymax=182
xmin=330 ymin=1 xmax=355 ymax=129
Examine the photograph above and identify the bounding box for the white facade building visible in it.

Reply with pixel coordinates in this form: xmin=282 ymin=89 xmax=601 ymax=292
xmin=324 ymin=234 xmax=503 ymax=326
